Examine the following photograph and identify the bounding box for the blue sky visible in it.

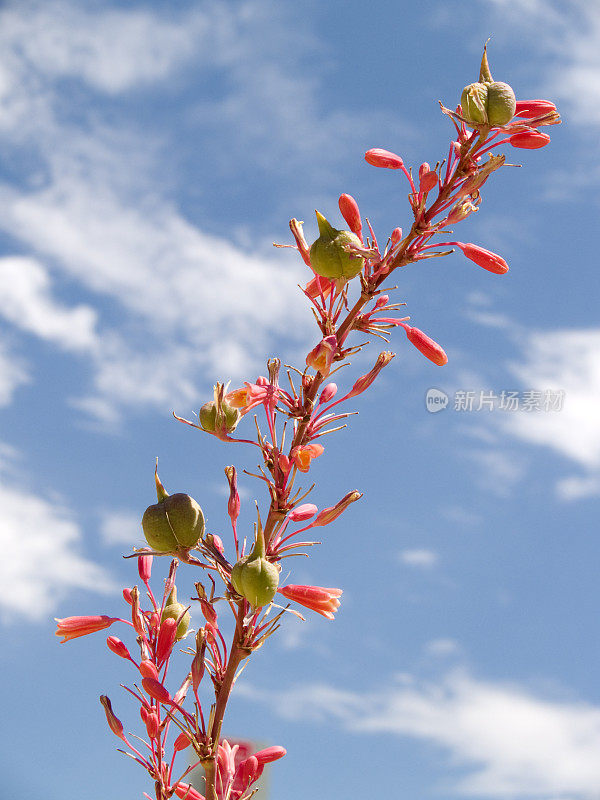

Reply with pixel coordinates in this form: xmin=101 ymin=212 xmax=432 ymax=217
xmin=1 ymin=0 xmax=599 ymax=798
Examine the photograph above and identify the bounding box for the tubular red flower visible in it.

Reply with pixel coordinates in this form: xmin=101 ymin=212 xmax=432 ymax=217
xmin=364 ymin=148 xmax=404 ymax=169
xmin=253 ymin=745 xmax=287 ymax=765
xmin=288 ymin=503 xmax=318 ymax=522
xmin=156 ymin=617 xmax=178 ymax=666
xmin=400 ymin=324 xmax=448 ymax=366
xmin=455 ymin=242 xmax=509 ymax=274
xmin=142 ymin=677 xmax=172 ymax=704
xmin=338 ymin=193 xmax=362 ymax=235
xmin=137 ymin=554 xmax=152 ymax=583
xmin=509 ymin=129 xmax=551 ymax=149
xmin=54 ymin=615 xmax=119 ymax=643
xmin=174 ymin=783 xmax=205 ymax=800
xmin=278 ymin=584 xmax=342 ymax=620
xmin=139 ymin=659 xmax=159 ymax=680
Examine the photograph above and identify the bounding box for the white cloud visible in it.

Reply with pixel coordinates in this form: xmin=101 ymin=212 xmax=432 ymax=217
xmin=0 ymin=257 xmax=98 ymax=351
xmin=0 ymin=338 xmax=29 ymax=406
xmin=424 ymin=638 xmax=461 ymax=657
xmin=399 ymin=548 xmax=439 ymax=568
xmin=503 ymin=329 xmax=600 ymax=472
xmin=100 ymin=509 xmax=144 ymax=547
xmin=467 ymin=448 xmax=527 ymax=497
xmin=242 ymin=670 xmax=600 ymax=799
xmin=0 ymin=454 xmax=115 ymax=622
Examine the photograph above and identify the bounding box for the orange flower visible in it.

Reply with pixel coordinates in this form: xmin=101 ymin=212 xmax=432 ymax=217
xmin=290 ymin=443 xmax=324 ymax=473
xmin=278 ymin=584 xmax=342 ymax=620
xmin=54 ymin=615 xmax=119 ymax=643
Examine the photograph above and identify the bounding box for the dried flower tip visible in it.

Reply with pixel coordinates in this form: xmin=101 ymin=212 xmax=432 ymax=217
xmin=364 ymin=148 xmax=404 ymax=169
xmin=509 ymin=129 xmax=551 ymax=149
xmin=278 ymin=584 xmax=342 ymax=620
xmin=455 ymin=242 xmax=509 ymax=274
xmin=401 ymin=324 xmax=448 ymax=366
xmin=338 ymin=193 xmax=362 ymax=235
xmin=99 ymin=695 xmax=126 ymax=741
xmin=55 ymin=615 xmax=118 ymax=643
xmin=346 ymin=351 xmax=395 ymax=399
xmin=199 ymin=382 xmax=241 ymax=435
xmin=312 ymin=490 xmax=362 ymax=527
xmin=224 ymin=465 xmax=241 ymax=523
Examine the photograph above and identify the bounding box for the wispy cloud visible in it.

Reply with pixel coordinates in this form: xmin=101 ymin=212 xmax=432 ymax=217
xmin=0 ymin=338 xmax=29 ymax=407
xmin=0 ymin=447 xmax=115 ymax=622
xmin=241 ymin=669 xmax=600 ymax=799
xmin=99 ymin=509 xmax=143 ymax=547
xmin=399 ymin=548 xmax=439 ymax=568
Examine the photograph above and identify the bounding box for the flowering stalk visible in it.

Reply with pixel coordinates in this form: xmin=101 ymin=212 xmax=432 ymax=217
xmin=56 ymin=47 xmax=559 ymax=800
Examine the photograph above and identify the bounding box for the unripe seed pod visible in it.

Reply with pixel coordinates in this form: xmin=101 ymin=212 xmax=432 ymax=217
xmin=199 ymin=399 xmax=240 ymax=434
xmin=309 ymin=211 xmax=364 ymax=281
xmin=142 ymin=475 xmax=205 ymax=552
xmin=460 ymin=46 xmax=515 ymax=127
xmin=461 ymin=82 xmax=489 ymax=125
xmin=161 ymin=587 xmax=191 ymax=640
xmin=230 ymin=525 xmax=279 ymax=608
xmin=486 ymin=81 xmax=516 ymax=126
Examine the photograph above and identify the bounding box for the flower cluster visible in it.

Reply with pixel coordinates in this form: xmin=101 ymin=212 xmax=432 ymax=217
xmin=56 ymin=47 xmax=559 ymax=800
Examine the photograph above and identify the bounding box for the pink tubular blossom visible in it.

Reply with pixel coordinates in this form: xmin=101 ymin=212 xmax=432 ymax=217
xmin=319 ymin=382 xmax=337 ymax=404
xmin=122 ymin=588 xmax=133 ymax=605
xmin=338 ymin=193 xmax=362 ymax=235
xmin=54 ymin=615 xmax=119 ymax=643
xmin=509 ymin=129 xmax=551 ymax=149
xmin=278 ymin=585 xmax=342 ymax=620
xmin=346 ymin=351 xmax=395 ymax=399
xmin=365 ymin=148 xmax=404 ymax=169
xmin=288 ymin=503 xmax=318 ymax=522
xmin=455 ymin=242 xmax=509 ymax=274
xmin=290 ymin=443 xmax=324 ymax=473
xmin=515 ymin=99 xmax=557 ymax=117
xmin=400 ymin=324 xmax=448 ymax=366
xmin=139 ymin=659 xmax=159 ymax=680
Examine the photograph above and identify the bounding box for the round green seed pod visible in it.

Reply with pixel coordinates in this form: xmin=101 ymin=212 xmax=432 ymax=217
xmin=161 ymin=603 xmax=190 ymax=639
xmin=142 ymin=493 xmax=205 ymax=552
xmin=486 ymin=81 xmax=516 ymax=126
xmin=309 ymin=212 xmax=364 ymax=281
xmin=199 ymin=400 xmax=240 ymax=434
xmin=461 ymin=82 xmax=489 ymax=125
xmin=231 ymin=554 xmax=280 ymax=608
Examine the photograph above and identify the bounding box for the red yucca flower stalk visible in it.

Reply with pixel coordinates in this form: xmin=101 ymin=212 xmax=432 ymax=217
xmin=55 ymin=46 xmax=559 ymax=800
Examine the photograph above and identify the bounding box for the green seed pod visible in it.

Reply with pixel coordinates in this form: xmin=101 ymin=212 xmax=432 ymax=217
xmin=142 ymin=470 xmax=205 ymax=552
xmin=230 ymin=525 xmax=279 ymax=608
xmin=161 ymin=588 xmax=190 ymax=640
xmin=199 ymin=399 xmax=240 ymax=434
xmin=461 ymin=82 xmax=489 ymax=125
xmin=486 ymin=81 xmax=516 ymax=126
xmin=309 ymin=212 xmax=364 ymax=281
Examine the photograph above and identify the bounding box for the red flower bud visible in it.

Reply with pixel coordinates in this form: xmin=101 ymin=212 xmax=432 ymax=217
xmin=419 ymin=170 xmax=439 ymax=194
xmin=99 ymin=695 xmax=126 ymax=741
xmin=515 ymin=99 xmax=557 ymax=117
xmin=142 ymin=677 xmax=171 ymax=704
xmin=139 ymin=659 xmax=159 ymax=680
xmin=401 ymin=324 xmax=448 ymax=366
xmin=455 ymin=242 xmax=509 ymax=274
xmin=106 ymin=636 xmax=130 ymax=660
xmin=338 ymin=193 xmax=362 ymax=235
xmin=509 ymin=129 xmax=551 ymax=149
xmin=365 ymin=148 xmax=404 ymax=169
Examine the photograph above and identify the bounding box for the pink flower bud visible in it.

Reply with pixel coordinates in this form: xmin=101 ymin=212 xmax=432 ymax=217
xmin=365 ymin=148 xmax=404 ymax=169
xmin=509 ymin=129 xmax=551 ymax=149
xmin=401 ymin=324 xmax=448 ymax=366
xmin=391 ymin=227 xmax=403 ymax=245
xmin=145 ymin=711 xmax=159 ymax=740
xmin=238 ymin=756 xmax=260 ymax=790
xmin=288 ymin=504 xmax=318 ymax=522
xmin=174 ymin=732 xmax=191 ymax=752
xmin=142 ymin=677 xmax=171 ymax=704
xmin=201 ymin=599 xmax=217 ymax=625
xmin=156 ymin=617 xmax=177 ymax=665
xmin=106 ymin=636 xmax=130 ymax=660
xmin=515 ymin=99 xmax=557 ymax=117
xmin=338 ymin=193 xmax=362 ymax=235
xmin=139 ymin=659 xmax=159 ymax=680
xmin=137 ymin=555 xmax=152 ymax=583
xmin=455 ymin=242 xmax=509 ymax=274
xmin=224 ymin=465 xmax=240 ymax=525
xmin=99 ymin=695 xmax=126 ymax=741
xmin=419 ymin=170 xmax=439 ymax=194
xmin=253 ymin=745 xmax=287 ymax=765
xmin=191 ymin=649 xmax=205 ymax=693
xmin=312 ymin=490 xmax=362 ymax=527
xmin=318 ymin=382 xmax=337 ymax=404
xmin=122 ymin=588 xmax=133 ymax=605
